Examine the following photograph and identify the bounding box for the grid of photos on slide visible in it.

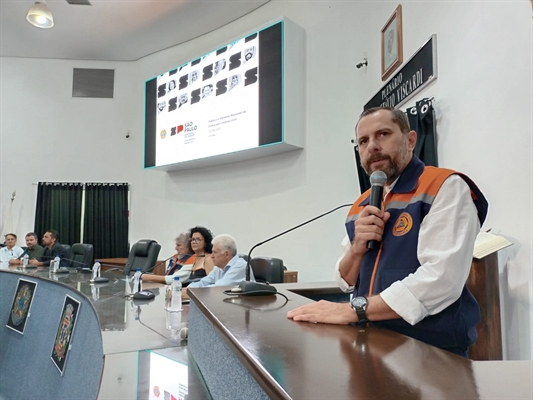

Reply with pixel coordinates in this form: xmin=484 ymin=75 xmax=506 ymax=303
xmin=155 ymin=33 xmax=259 ymax=138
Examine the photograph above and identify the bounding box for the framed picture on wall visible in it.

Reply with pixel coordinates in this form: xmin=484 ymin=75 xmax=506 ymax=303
xmin=51 ymin=295 xmax=81 ymax=375
xmin=6 ymin=278 xmax=37 ymax=335
xmin=381 ymin=4 xmax=403 ymax=81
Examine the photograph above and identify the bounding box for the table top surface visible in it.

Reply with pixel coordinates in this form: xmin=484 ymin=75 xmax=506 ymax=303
xmin=188 ymin=283 xmax=533 ymax=400
xmin=1 ymin=263 xmax=186 ymax=355
xmin=3 ymin=262 xmax=531 ymax=400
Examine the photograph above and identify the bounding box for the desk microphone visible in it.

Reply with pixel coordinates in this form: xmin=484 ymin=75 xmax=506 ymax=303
xmin=150 ymin=254 xmax=187 ymax=275
xmin=80 ymin=264 xmax=120 ymax=274
xmin=86 ymin=266 xmax=117 ymax=284
xmin=90 ymin=276 xmax=110 ymax=283
xmin=40 ymin=255 xmax=77 ymax=274
xmin=132 ymin=291 xmax=156 ymax=301
xmin=123 ymin=253 xmax=192 ymax=277
xmin=239 ymin=203 xmax=352 ymax=296
xmin=367 ymin=171 xmax=387 ymax=250
xmin=89 ymin=265 xmax=121 ymax=284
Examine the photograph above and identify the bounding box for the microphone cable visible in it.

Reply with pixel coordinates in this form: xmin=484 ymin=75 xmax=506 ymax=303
xmin=221 ymin=292 xmax=290 ymax=310
xmin=223 ymin=288 xmax=290 ymax=302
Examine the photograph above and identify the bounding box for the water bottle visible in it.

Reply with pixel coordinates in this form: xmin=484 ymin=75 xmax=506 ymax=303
xmin=169 ymin=311 xmax=182 ymax=336
xmin=133 ymin=268 xmax=142 ymax=293
xmin=22 ymin=253 xmax=29 ymax=268
xmin=170 ymin=276 xmax=182 ymax=312
xmin=91 ymin=285 xmax=99 ymax=301
xmin=53 ymin=254 xmax=60 ymax=272
xmin=91 ymin=260 xmax=101 ymax=280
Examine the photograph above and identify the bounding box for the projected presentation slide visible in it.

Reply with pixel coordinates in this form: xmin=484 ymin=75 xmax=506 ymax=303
xmin=145 ymin=22 xmax=282 ymax=169
xmin=155 ymin=38 xmax=259 ymax=166
xmin=148 ymin=352 xmax=188 ymax=400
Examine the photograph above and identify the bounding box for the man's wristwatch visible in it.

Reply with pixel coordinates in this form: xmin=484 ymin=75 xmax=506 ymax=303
xmin=351 ymin=296 xmax=369 ymax=323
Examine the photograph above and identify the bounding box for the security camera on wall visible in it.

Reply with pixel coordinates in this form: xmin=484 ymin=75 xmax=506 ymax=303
xmin=144 ymin=18 xmax=305 ymax=172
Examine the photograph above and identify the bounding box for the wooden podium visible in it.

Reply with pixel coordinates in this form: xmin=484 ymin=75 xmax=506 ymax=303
xmin=467 ymin=253 xmax=502 ymax=360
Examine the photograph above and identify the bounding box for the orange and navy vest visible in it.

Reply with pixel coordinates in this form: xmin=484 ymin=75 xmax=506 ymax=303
xmin=166 ymin=254 xmax=196 ymax=276
xmin=346 ymin=156 xmax=488 ymax=352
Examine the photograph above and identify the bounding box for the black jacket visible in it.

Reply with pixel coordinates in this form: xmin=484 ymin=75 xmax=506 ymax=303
xmin=43 ymin=242 xmax=70 ymax=267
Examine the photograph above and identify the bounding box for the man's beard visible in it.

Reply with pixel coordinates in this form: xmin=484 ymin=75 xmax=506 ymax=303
xmin=362 ymin=153 xmax=402 ymax=183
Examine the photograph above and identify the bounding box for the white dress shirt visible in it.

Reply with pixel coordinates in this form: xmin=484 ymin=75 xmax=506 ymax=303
xmin=335 ymin=174 xmax=480 ymax=325
xmin=188 ymin=255 xmax=254 ymax=288
xmin=0 ymin=245 xmax=24 ymax=262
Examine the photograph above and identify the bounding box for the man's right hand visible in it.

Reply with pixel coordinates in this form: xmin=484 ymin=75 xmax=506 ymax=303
xmin=337 ymin=205 xmax=391 ymax=287
xmin=351 ymin=205 xmax=390 ymax=255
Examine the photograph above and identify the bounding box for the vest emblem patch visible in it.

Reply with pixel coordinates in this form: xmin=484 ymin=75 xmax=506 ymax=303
xmin=392 ymin=212 xmax=413 ymax=236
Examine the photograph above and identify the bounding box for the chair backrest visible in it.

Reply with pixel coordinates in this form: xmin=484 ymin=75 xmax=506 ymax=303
xmin=60 ymin=244 xmax=71 ymax=266
xmin=250 ymin=257 xmax=285 ymax=284
xmin=69 ymin=243 xmax=94 ymax=268
xmin=123 ymin=239 xmax=161 ymax=275
xmin=238 ymin=253 xmax=250 ymax=262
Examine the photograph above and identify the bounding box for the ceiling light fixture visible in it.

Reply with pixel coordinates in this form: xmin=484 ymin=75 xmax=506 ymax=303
xmin=26 ymin=2 xmax=54 ymax=29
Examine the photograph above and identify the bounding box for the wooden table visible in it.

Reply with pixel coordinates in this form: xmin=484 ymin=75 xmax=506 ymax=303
xmin=187 ymin=282 xmax=533 ymax=400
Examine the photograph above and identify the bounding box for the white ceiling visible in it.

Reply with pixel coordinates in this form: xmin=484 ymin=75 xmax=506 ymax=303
xmin=0 ymin=0 xmax=270 ymax=61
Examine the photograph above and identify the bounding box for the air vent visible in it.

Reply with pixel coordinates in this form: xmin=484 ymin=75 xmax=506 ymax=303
xmin=66 ymin=0 xmax=92 ymax=5
xmin=72 ymin=68 xmax=114 ymax=98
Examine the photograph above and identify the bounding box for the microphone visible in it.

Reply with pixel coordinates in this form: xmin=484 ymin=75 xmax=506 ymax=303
xmin=367 ymin=171 xmax=387 ymax=250
xmin=239 ymin=203 xmax=353 ymax=296
xmin=40 ymin=255 xmax=81 ymax=274
xmin=80 ymin=263 xmax=120 ymax=274
xmin=133 ymin=290 xmax=156 ymax=301
xmin=151 ymin=253 xmax=189 ymax=275
xmin=123 ymin=253 xmax=194 ymax=276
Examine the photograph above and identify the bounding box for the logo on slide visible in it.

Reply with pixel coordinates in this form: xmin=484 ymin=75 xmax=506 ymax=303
xmin=184 ymin=121 xmax=197 ymax=132
xmin=177 ymin=124 xmax=184 ymax=134
xmin=160 ymin=129 xmax=167 ymax=139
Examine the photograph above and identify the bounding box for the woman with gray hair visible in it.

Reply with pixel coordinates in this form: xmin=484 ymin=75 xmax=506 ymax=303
xmin=142 ymin=232 xmax=196 ymax=284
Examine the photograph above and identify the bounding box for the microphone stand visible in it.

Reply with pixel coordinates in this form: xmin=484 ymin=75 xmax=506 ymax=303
xmin=238 ymin=203 xmax=352 ymax=296
xmin=39 ymin=255 xmax=73 ymax=274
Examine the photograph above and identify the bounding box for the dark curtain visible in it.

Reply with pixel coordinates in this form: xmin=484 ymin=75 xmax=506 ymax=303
xmin=34 ymin=182 xmax=83 ymax=245
xmin=406 ymin=97 xmax=438 ymax=167
xmin=354 ymin=98 xmax=438 ymax=193
xmin=83 ymin=183 xmax=129 ymax=259
xmin=354 ymin=148 xmax=371 ymax=194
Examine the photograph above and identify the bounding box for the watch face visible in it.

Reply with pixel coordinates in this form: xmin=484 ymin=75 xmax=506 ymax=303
xmin=351 ymin=297 xmax=367 ymax=309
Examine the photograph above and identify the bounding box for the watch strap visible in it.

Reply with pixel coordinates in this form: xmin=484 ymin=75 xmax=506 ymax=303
xmin=352 ymin=296 xmax=369 ymax=323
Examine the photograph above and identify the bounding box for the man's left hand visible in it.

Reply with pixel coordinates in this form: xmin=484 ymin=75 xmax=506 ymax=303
xmin=287 ymin=301 xmax=358 ymax=325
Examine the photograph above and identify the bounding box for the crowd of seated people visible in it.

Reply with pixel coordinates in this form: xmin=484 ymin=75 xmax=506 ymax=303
xmin=143 ymin=226 xmax=217 ymax=285
xmin=143 ymin=226 xmax=253 ymax=288
xmin=3 ymin=225 xmax=252 ymax=288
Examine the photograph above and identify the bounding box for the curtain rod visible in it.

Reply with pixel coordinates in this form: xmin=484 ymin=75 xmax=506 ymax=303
xmin=32 ymin=182 xmax=129 ymax=185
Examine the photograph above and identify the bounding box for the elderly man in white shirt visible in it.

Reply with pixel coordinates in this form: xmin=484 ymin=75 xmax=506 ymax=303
xmin=0 ymin=233 xmax=24 ymax=263
xmin=188 ymin=234 xmax=254 ymax=288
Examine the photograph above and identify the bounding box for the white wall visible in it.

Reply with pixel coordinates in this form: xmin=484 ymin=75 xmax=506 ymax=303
xmin=1 ymin=1 xmax=531 ymax=360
